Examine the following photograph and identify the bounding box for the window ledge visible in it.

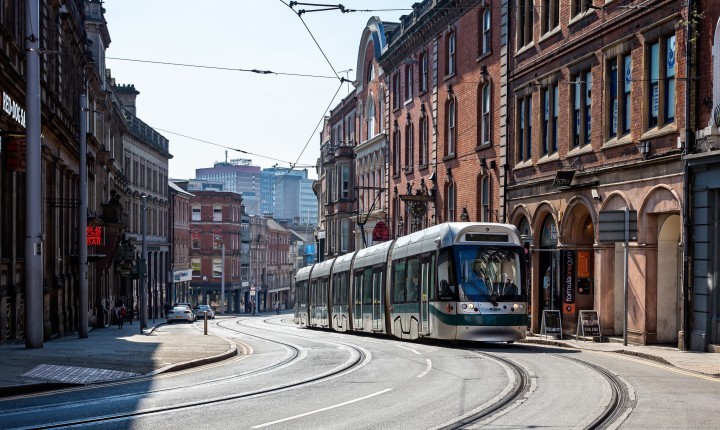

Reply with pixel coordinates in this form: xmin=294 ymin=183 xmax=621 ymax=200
xmin=515 ymin=42 xmax=535 ymax=57
xmin=539 ymin=27 xmax=561 ymax=43
xmin=404 ymin=98 xmax=413 ymax=106
xmin=513 ymin=160 xmax=534 ymax=170
xmin=443 ymin=72 xmax=456 ymax=82
xmin=418 ymin=163 xmax=429 ymax=170
xmin=537 ymin=152 xmax=560 ymax=165
xmin=392 ymin=173 xmax=401 ymax=179
xmin=403 ymin=166 xmax=413 ymax=174
xmin=476 ymin=51 xmax=491 ymax=62
xmin=640 ymin=124 xmax=678 ymax=141
xmin=602 ymin=135 xmax=634 ymax=150
xmin=442 ymin=154 xmax=457 ymax=162
xmin=568 ymin=10 xmax=593 ymax=26
xmin=475 ymin=143 xmax=492 ymax=151
xmin=418 ymin=89 xmax=428 ymax=96
xmin=567 ymin=144 xmax=594 ymax=157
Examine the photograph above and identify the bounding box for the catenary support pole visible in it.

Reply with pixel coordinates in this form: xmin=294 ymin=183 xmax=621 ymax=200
xmin=79 ymin=85 xmax=88 ymax=338
xmin=141 ymin=194 xmax=148 ymax=330
xmin=24 ymin=0 xmax=43 ymax=349
xmin=623 ymin=207 xmax=629 ymax=346
xmin=221 ymin=243 xmax=225 ymax=313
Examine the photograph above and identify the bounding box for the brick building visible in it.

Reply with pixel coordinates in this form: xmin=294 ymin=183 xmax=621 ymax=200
xmin=188 ymin=190 xmax=244 ymax=312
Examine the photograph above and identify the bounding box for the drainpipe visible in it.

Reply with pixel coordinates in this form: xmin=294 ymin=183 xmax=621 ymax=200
xmin=680 ymin=0 xmax=695 ymax=351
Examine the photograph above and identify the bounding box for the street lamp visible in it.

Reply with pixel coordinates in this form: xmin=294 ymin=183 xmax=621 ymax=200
xmin=140 ymin=193 xmax=148 ymax=332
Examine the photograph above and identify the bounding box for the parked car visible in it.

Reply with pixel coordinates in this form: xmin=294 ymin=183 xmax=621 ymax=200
xmin=173 ymin=303 xmax=196 ymax=321
xmin=195 ymin=304 xmax=215 ymax=319
xmin=167 ymin=306 xmax=195 ymax=324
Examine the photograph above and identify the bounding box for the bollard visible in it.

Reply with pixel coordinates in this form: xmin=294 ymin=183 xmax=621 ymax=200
xmin=204 ymin=311 xmax=208 ymax=335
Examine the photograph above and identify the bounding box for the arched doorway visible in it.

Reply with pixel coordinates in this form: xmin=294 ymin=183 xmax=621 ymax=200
xmin=657 ymin=214 xmax=680 ymax=344
xmin=538 ymin=215 xmax=559 ymax=316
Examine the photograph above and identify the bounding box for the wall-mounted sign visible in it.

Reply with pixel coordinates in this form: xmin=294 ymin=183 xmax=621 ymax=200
xmin=86 ymin=226 xmax=104 ymax=246
xmin=173 ymin=269 xmax=192 ymax=282
xmin=562 ymin=250 xmax=576 ymax=309
xmin=3 ymin=92 xmax=26 ymax=128
xmin=3 ymin=135 xmax=26 ymax=172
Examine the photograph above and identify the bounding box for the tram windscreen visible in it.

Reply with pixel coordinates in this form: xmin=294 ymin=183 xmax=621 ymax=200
xmin=454 ymin=246 xmax=526 ymax=304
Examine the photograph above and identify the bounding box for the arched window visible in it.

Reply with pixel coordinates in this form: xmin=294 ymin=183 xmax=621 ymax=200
xmin=446 ymin=97 xmax=457 ymax=156
xmin=405 ymin=122 xmax=414 ymax=168
xmin=393 ymin=128 xmax=401 ymax=176
xmin=367 ymin=61 xmax=374 ymax=83
xmin=481 ymin=8 xmax=491 ymax=55
xmin=479 ymin=84 xmax=492 ymax=146
xmin=447 ymin=30 xmax=456 ymax=75
xmin=366 ymin=94 xmax=375 ymax=140
xmin=419 ymin=114 xmax=429 ymax=166
xmin=447 ymin=182 xmax=456 ymax=222
xmin=378 ymin=87 xmax=386 ymax=132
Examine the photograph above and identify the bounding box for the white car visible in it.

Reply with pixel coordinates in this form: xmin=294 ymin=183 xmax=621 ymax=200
xmin=195 ymin=304 xmax=215 ymax=319
xmin=167 ymin=306 xmax=195 ymax=323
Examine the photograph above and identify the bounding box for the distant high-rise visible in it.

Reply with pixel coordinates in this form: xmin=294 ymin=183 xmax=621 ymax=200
xmin=261 ymin=167 xmax=317 ymax=226
xmin=195 ymin=159 xmax=262 ymax=214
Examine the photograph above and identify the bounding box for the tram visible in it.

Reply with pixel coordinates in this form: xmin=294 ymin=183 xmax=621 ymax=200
xmin=294 ymin=222 xmax=528 ymax=342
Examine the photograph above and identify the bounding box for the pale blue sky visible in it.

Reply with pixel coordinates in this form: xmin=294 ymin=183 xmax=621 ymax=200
xmin=104 ymin=0 xmax=409 ymax=180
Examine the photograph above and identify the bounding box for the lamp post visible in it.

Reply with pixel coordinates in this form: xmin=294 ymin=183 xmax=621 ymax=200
xmin=140 ymin=194 xmax=148 ymax=331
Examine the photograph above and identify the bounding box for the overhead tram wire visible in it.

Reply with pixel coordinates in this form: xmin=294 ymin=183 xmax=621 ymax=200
xmin=243 ymin=80 xmax=346 ymax=215
xmin=152 ymin=128 xmax=315 ymax=168
xmin=105 ymin=57 xmax=338 ymax=80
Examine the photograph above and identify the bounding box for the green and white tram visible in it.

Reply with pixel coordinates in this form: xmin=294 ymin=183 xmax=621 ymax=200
xmin=295 ymin=222 xmax=528 ymax=342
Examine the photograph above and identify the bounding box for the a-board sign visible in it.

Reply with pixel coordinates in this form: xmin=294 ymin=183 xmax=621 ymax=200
xmin=541 ymin=310 xmax=562 ymax=339
xmin=577 ymin=310 xmax=601 ymax=341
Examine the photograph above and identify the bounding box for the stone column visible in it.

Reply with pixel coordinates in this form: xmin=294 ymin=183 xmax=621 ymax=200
xmin=595 ymin=244 xmax=616 ymax=336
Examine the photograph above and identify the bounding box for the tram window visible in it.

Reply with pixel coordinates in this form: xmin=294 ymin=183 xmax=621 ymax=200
xmin=393 ymin=260 xmax=406 ymax=303
xmin=354 ymin=271 xmax=363 ymax=304
xmin=406 ymin=256 xmax=421 ymax=302
xmin=363 ymin=268 xmax=373 ymax=304
xmin=437 ymin=249 xmax=457 ymax=301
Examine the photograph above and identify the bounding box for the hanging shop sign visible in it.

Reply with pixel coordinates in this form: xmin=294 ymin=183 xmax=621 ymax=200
xmin=372 ymin=221 xmax=389 ymax=242
xmin=552 ymin=170 xmax=575 ymax=187
xmin=173 ymin=269 xmax=192 ymax=282
xmin=86 ymin=225 xmax=104 ymax=246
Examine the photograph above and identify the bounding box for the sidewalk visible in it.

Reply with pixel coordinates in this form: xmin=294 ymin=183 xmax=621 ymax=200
xmin=521 ymin=334 xmax=720 ymax=377
xmin=0 ymin=318 xmax=237 ymax=397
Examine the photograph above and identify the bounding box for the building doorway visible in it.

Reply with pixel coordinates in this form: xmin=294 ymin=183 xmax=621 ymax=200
xmin=657 ymin=214 xmax=680 ymax=344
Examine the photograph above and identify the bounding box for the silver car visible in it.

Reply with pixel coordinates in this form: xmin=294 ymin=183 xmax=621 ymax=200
xmin=167 ymin=306 xmax=195 ymax=323
xmin=195 ymin=304 xmax=215 ymax=319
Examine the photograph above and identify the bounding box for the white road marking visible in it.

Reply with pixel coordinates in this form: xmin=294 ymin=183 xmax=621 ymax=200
xmin=251 ymin=389 xmax=393 ymax=428
xmin=397 ymin=344 xmax=421 ymax=355
xmin=417 ymin=359 xmax=432 ymax=378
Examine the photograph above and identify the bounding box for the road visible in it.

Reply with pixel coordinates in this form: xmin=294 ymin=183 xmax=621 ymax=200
xmin=1 ymin=315 xmax=718 ymax=429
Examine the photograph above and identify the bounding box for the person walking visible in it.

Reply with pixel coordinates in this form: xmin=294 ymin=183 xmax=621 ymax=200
xmin=274 ymin=301 xmax=280 ymax=315
xmin=114 ymin=300 xmax=126 ymax=329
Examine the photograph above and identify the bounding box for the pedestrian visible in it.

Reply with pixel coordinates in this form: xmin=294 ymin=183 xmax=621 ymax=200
xmin=164 ymin=302 xmax=172 ymax=318
xmin=274 ymin=301 xmax=280 ymax=315
xmin=114 ymin=301 xmax=126 ymax=329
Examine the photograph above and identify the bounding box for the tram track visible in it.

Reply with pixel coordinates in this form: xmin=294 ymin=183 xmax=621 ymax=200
xmin=552 ymin=354 xmax=635 ymax=430
xmin=4 ymin=319 xmax=369 ymax=430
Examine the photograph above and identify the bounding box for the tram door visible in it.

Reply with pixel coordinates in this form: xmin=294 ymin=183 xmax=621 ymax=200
xmin=353 ymin=270 xmax=364 ymax=330
xmin=420 ymin=254 xmax=435 ymax=334
xmin=372 ymin=267 xmax=384 ymax=331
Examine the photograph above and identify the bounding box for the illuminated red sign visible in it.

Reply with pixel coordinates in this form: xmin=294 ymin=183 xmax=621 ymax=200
xmin=87 ymin=226 xmax=104 ymax=246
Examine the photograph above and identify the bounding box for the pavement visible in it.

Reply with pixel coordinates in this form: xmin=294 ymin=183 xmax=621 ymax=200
xmin=1 ymin=318 xmax=718 ymax=399
xmin=0 ymin=316 xmax=237 ymax=398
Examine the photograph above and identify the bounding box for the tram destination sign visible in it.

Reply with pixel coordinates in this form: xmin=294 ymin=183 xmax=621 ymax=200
xmin=598 ymin=210 xmax=637 ymax=243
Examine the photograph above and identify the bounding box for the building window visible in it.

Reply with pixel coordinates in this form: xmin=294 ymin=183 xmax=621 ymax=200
xmin=191 ymin=258 xmax=201 ymax=277
xmin=405 ymin=64 xmax=413 ymax=101
xmin=341 ymin=218 xmax=349 ymax=252
xmin=378 ymin=87 xmax=386 ymax=132
xmin=366 ymin=95 xmax=375 ymax=140
xmin=213 ymin=258 xmax=222 ymax=277
xmin=647 ymin=34 xmax=676 ymax=128
xmin=213 ymin=234 xmax=223 ymax=250
xmin=447 ymin=30 xmax=456 ymax=76
xmin=479 ymin=175 xmax=491 ymax=221
xmin=405 ymin=122 xmax=414 ymax=168
xmin=367 ymin=61 xmax=374 ymax=83
xmin=447 ymin=182 xmax=456 ymax=222
xmin=213 ymin=205 xmax=222 ymax=222
xmin=446 ymin=97 xmax=457 ymax=156
xmin=516 ymin=0 xmax=533 ymax=48
xmin=393 ymin=73 xmax=401 ymax=110
xmin=341 ymin=165 xmax=350 ymax=199
xmin=541 ymin=0 xmax=559 ymax=35
xmin=572 ymin=70 xmax=592 ymax=147
xmin=191 ymin=232 xmax=200 ymax=249
xmin=192 ymin=205 xmax=201 ymax=221
xmin=419 ymin=52 xmax=428 ymax=93
xmin=572 ymin=0 xmax=592 ymax=17
xmin=542 ymin=84 xmax=558 ymax=155
xmin=481 ymin=8 xmax=491 ymax=55
xmin=420 ymin=115 xmax=429 ymax=166
xmin=517 ymin=95 xmax=533 ymax=162
xmin=608 ymin=54 xmax=632 ymax=139
xmin=393 ymin=128 xmax=401 ymax=176
xmin=480 ymin=84 xmax=492 ymax=146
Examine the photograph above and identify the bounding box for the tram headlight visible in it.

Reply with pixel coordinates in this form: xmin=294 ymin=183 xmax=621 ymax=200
xmin=512 ymin=303 xmax=524 ymax=310
xmin=467 ymin=304 xmax=474 ymax=310
xmin=461 ymin=304 xmax=467 ymax=309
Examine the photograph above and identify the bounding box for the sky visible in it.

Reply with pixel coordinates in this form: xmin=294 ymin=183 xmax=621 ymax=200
xmin=104 ymin=0 xmax=411 ymax=180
